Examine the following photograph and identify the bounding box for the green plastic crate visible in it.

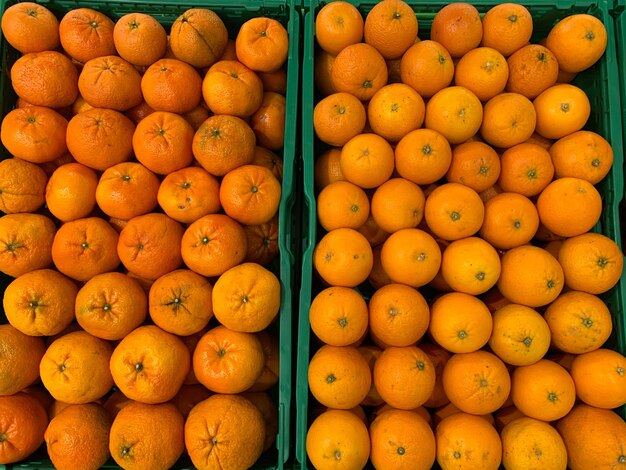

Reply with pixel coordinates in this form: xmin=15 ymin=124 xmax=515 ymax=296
xmin=0 ymin=0 xmax=300 ymax=468
xmin=616 ymin=9 xmax=626 ymax=241
xmin=296 ymin=0 xmax=626 ymax=468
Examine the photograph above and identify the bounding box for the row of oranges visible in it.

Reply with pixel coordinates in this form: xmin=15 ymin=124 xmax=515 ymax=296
xmin=306 ymin=1 xmax=625 ymax=470
xmin=0 ymin=2 xmax=290 ymax=470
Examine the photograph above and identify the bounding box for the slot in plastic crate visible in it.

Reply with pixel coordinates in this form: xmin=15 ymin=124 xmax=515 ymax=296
xmin=297 ymin=1 xmax=625 ymax=468
xmin=0 ymin=0 xmax=300 ymax=468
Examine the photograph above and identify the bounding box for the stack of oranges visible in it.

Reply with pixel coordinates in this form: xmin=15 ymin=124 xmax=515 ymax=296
xmin=308 ymin=1 xmax=626 ymax=469
xmin=0 ymin=3 xmax=288 ymax=469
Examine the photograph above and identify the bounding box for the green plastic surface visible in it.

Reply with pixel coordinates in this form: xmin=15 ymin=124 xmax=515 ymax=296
xmin=0 ymin=0 xmax=300 ymax=468
xmin=297 ymin=1 xmax=626 ymax=468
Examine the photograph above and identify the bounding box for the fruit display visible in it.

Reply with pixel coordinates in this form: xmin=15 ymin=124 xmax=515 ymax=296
xmin=0 ymin=2 xmax=296 ymax=469
xmin=299 ymin=1 xmax=626 ymax=469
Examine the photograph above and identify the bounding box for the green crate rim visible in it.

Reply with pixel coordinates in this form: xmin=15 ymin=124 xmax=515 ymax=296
xmin=297 ymin=0 xmax=626 ymax=468
xmin=0 ymin=0 xmax=300 ymax=469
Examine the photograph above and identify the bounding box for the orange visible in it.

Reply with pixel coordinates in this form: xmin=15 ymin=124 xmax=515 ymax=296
xmin=110 ymin=325 xmax=190 ymax=403
xmin=10 ymin=51 xmax=78 ymax=108
xmin=252 ymin=146 xmax=283 ymax=181
xmin=498 ymin=245 xmax=564 ymax=307
xmin=501 ymin=417 xmax=568 ymax=470
xmin=455 ymin=47 xmax=509 ymax=101
xmin=557 ymin=404 xmax=626 ymax=470
xmin=307 ymin=409 xmax=370 ymax=469
xmin=480 ymin=192 xmax=539 ymax=249
xmin=369 ymin=283 xmax=429 ymax=347
xmin=424 ymin=183 xmax=484 ymax=241
xmin=0 ymin=324 xmax=46 ymax=395
xmin=436 ymin=412 xmax=502 ymax=470
xmin=251 ymin=91 xmax=286 ymax=150
xmin=368 ymin=244 xmax=393 ymax=289
xmin=109 ymin=401 xmax=184 ymax=470
xmin=364 ymin=0 xmax=418 ymax=59
xmin=249 ymin=331 xmax=280 ymax=392
xmin=317 ymin=181 xmax=370 ymax=231
xmin=309 ymin=286 xmax=368 ymax=347
xmin=75 ymin=272 xmax=147 ymax=341
xmin=371 ymin=410 xmax=436 ymax=470
xmin=331 ymin=43 xmax=388 ymax=101
xmin=550 ymin=130 xmax=614 ymax=184
xmin=157 ymin=166 xmax=221 ymax=224
xmin=380 ymin=228 xmax=441 ymax=287
xmin=117 ymin=213 xmax=184 ymax=280
xmin=313 ymin=92 xmax=366 ymax=147
xmin=44 ymin=403 xmax=111 ymax=470
xmin=313 ymin=228 xmax=373 ymax=287
xmin=185 ymin=394 xmax=265 ymax=470
xmin=431 ymin=2 xmax=482 ymax=58
xmin=498 ymin=143 xmax=554 ymax=196
xmin=182 ymin=105 xmax=209 ymax=130
xmin=3 ymin=269 xmax=77 ymax=337
xmin=442 ymin=350 xmax=511 ymax=414
xmin=212 ymin=262 xmax=280 ymax=333
xmin=429 ymin=292 xmax=493 ymax=353
xmin=259 ymin=68 xmax=288 ymax=94
xmin=202 ymin=60 xmax=263 ymax=118
xmin=395 ymin=128 xmax=452 ymax=185
xmin=511 ymin=359 xmax=576 ymax=421
xmin=0 ymin=158 xmax=47 ymax=214
xmin=40 ymin=331 xmax=113 ymax=404
xmin=432 ymin=402 xmax=496 ymax=428
xmin=442 ymin=237 xmax=501 ymax=294
xmin=1 ymin=2 xmax=59 ymax=53
xmin=480 ymin=92 xmax=537 ymax=148
xmin=170 ymin=384 xmax=212 ymax=418
xmin=78 ymin=56 xmax=143 ymax=111
xmin=525 ymin=131 xmax=554 ymax=149
xmin=308 ymin=345 xmax=371 ymax=409
xmin=481 ymin=3 xmax=533 ymax=57
xmin=149 ymin=269 xmax=213 ymax=336
xmin=537 ymin=177 xmax=602 ymax=237
xmin=544 ymin=291 xmax=613 ymax=354
xmin=181 ymin=213 xmax=247 ymax=277
xmin=169 ymin=8 xmax=228 ymax=68
xmin=132 ymin=111 xmax=194 ymax=175
xmin=0 ymin=392 xmax=48 ymax=464
xmin=58 ymin=8 xmax=115 ymax=64
xmin=558 ymin=232 xmax=624 ymax=294
xmin=358 ymin=345 xmax=384 ymax=406
xmin=340 ymin=133 xmax=395 ymax=188
xmin=46 ymin=163 xmax=97 ymax=222
xmin=446 ymin=141 xmax=500 ymax=193
xmin=374 ymin=346 xmax=435 ymax=409
xmin=494 ymin=405 xmax=527 ymax=432
xmin=219 ymin=164 xmax=281 ymax=225
xmin=0 ymin=213 xmax=55 ymax=278
xmin=425 ymin=86 xmax=483 ymax=144
xmin=95 ymin=162 xmax=160 ymax=220
xmin=506 ymin=45 xmax=559 ymax=99
xmin=113 ymin=13 xmax=166 ymax=66
xmin=315 ymin=1 xmax=364 ymax=56
xmin=421 ymin=342 xmax=451 ymax=408
xmin=489 ymin=304 xmax=551 ymax=366
xmin=370 ymin=178 xmax=425 ymax=233
xmin=66 ymin=108 xmax=135 ymax=171
xmin=533 ymin=84 xmax=591 ymax=139
xmin=141 ymin=58 xmax=203 ymax=114
xmin=546 ymin=14 xmax=608 ymax=73
xmin=193 ymin=325 xmax=265 ymax=394
xmin=243 ymin=216 xmax=280 ymax=266
xmin=570 ymin=348 xmax=626 ymax=409
xmin=315 ymin=49 xmax=338 ymax=96
xmin=367 ymin=83 xmax=425 ymax=142
xmin=400 ymin=40 xmax=454 ymax=98
xmin=236 ymin=17 xmax=289 ymax=73
xmin=359 ymin=214 xmax=390 ymax=247
xmin=192 ymin=114 xmax=256 ymax=177
xmin=51 ymin=217 xmax=120 ymax=281
xmin=1 ymin=106 xmax=68 ymax=163
xmin=238 ymin=391 xmax=277 ymax=451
